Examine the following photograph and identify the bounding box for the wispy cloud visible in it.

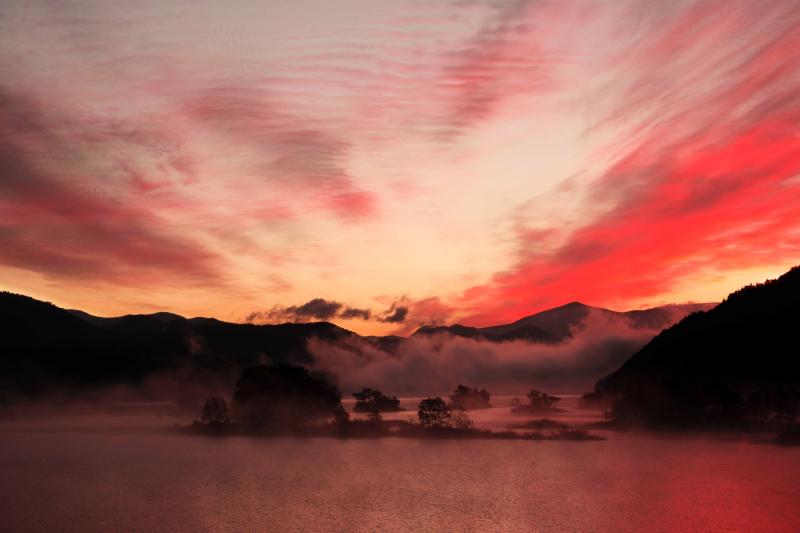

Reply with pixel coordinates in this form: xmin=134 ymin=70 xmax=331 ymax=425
xmin=1 ymin=1 xmax=798 ymax=330
xmin=0 ymin=90 xmax=224 ymax=286
xmin=459 ymin=0 xmax=800 ymax=325
xmin=181 ymin=86 xmax=377 ymax=221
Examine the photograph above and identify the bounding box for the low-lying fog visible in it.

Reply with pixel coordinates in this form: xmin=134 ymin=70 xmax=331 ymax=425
xmin=311 ymin=309 xmax=668 ymax=395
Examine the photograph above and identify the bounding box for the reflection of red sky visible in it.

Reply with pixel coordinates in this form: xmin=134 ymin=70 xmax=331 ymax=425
xmin=588 ymin=436 xmax=800 ymax=533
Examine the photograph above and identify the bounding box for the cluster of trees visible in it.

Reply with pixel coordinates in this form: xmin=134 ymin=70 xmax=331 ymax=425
xmin=511 ymin=389 xmax=563 ymax=414
xmin=417 ymin=397 xmax=473 ymax=429
xmin=449 ymin=385 xmax=491 ymax=410
xmin=233 ymin=365 xmax=347 ymax=430
xmin=196 ymin=366 xmax=488 ymax=434
xmin=606 ymin=383 xmax=800 ymax=429
xmin=411 ymin=384 xmax=498 ymax=430
xmin=197 ymin=367 xmax=569 ymax=436
xmin=200 ymin=397 xmax=231 ymax=426
xmin=352 ymin=388 xmax=403 ymax=420
xmin=745 ymin=385 xmax=800 ymax=425
xmin=197 ymin=364 xmax=347 ymax=433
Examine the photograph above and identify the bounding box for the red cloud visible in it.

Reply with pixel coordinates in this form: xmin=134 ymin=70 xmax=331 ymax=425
xmin=0 ymin=90 xmax=224 ymax=286
xmin=460 ymin=1 xmax=800 ymax=326
xmin=181 ymin=87 xmax=377 ymax=222
xmin=437 ymin=0 xmax=552 ymax=135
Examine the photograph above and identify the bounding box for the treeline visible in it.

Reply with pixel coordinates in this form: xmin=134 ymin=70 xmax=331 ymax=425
xmin=584 ymin=265 xmax=800 ymax=439
xmin=190 ymin=364 xmax=584 ymax=440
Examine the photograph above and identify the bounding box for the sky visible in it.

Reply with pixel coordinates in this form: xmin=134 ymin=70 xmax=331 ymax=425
xmin=1 ymin=0 xmax=799 ymax=335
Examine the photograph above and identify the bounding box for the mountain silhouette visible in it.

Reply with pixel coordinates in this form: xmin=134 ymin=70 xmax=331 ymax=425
xmin=415 ymin=301 xmax=713 ymax=343
xmin=0 ymin=291 xmax=712 ymax=407
xmin=594 ymin=265 xmax=800 ymax=426
xmin=0 ymin=291 xmax=354 ymax=405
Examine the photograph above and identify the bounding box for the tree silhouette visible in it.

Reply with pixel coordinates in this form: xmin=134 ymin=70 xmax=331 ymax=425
xmin=449 ymin=385 xmax=491 ymax=410
xmin=527 ymin=389 xmax=561 ymax=410
xmin=746 ymin=385 xmax=800 ymax=425
xmin=417 ymin=397 xmax=473 ymax=429
xmin=232 ymin=364 xmax=346 ymax=431
xmin=200 ymin=397 xmax=231 ymax=426
xmin=510 ymin=389 xmax=562 ymax=414
xmin=352 ymin=388 xmax=402 ymax=415
xmin=448 ymin=406 xmax=474 ymax=429
xmin=418 ymin=397 xmax=452 ymax=428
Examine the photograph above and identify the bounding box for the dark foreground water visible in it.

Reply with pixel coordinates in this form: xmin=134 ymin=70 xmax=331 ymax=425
xmin=1 ymin=420 xmax=799 ymax=533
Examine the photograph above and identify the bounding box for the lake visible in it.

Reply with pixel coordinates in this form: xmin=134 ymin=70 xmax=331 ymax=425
xmin=1 ymin=400 xmax=798 ymax=532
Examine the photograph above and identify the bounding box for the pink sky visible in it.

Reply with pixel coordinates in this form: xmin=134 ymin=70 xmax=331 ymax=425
xmin=1 ymin=0 xmax=799 ymax=335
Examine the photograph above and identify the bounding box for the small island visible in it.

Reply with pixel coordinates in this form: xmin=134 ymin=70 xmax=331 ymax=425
xmin=352 ymin=388 xmax=404 ymax=418
xmin=510 ymin=389 xmax=565 ymax=415
xmin=507 ymin=418 xmax=603 ymax=441
xmin=186 ymin=364 xmax=603 ymax=441
xmin=449 ymin=385 xmax=492 ymax=410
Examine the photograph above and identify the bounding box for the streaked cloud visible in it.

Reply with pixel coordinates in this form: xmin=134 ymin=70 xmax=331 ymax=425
xmin=0 ymin=0 xmax=798 ymax=333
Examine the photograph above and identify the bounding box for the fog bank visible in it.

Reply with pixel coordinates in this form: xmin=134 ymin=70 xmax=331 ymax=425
xmin=310 ymin=309 xmax=667 ymax=395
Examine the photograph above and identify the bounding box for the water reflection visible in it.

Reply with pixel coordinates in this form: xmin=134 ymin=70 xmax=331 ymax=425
xmin=0 ymin=402 xmax=798 ymax=532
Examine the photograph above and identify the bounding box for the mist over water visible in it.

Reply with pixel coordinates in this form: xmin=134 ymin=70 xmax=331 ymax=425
xmin=1 ymin=403 xmax=799 ymax=533
xmin=310 ymin=310 xmax=669 ymax=395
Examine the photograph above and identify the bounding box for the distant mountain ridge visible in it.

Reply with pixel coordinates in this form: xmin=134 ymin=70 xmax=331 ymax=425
xmin=0 ymin=291 xmax=354 ymax=406
xmin=0 ymin=291 xmax=713 ymax=407
xmin=415 ymin=301 xmax=715 ymax=343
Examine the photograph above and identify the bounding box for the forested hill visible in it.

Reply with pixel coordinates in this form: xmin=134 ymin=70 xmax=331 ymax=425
xmin=595 ymin=266 xmax=800 ymax=426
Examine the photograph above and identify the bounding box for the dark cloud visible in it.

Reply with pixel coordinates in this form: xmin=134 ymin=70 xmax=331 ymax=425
xmin=379 ymin=304 xmax=409 ymax=323
xmin=246 ymin=299 xmax=376 ymax=323
xmin=290 ymin=298 xmax=343 ymax=320
xmin=247 ymin=298 xmax=343 ymax=323
xmin=246 ymin=298 xmax=414 ymax=325
xmin=339 ymin=307 xmax=372 ymax=320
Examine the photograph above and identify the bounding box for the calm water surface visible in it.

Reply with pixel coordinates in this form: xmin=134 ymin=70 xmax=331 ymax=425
xmin=1 ymin=403 xmax=799 ymax=532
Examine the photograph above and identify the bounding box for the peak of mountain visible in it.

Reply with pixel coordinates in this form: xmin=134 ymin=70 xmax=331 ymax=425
xmin=481 ymin=301 xmax=594 ymax=340
xmin=414 ymin=321 xmax=558 ymax=343
xmin=415 ymin=324 xmax=483 ymax=338
xmin=594 ymin=265 xmax=800 ymax=426
xmin=416 ymin=301 xmax=715 ymax=344
xmin=138 ymin=311 xmax=186 ymax=322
